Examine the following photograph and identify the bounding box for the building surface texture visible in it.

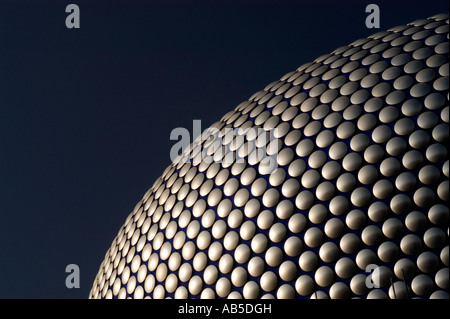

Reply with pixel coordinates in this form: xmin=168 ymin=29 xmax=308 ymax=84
xmin=90 ymin=13 xmax=449 ymax=299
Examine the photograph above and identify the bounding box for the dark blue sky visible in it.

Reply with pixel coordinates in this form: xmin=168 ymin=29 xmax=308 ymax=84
xmin=0 ymin=0 xmax=448 ymax=299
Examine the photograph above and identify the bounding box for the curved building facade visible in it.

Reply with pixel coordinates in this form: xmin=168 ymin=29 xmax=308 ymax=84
xmin=90 ymin=13 xmax=449 ymax=299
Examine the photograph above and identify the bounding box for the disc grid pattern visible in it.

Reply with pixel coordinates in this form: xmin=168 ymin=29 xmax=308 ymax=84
xmin=90 ymin=13 xmax=449 ymax=299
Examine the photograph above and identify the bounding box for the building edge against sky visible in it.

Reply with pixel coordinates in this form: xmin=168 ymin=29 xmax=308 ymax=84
xmin=90 ymin=13 xmax=449 ymax=299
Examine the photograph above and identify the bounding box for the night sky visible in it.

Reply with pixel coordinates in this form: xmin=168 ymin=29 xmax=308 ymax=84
xmin=0 ymin=0 xmax=448 ymax=299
